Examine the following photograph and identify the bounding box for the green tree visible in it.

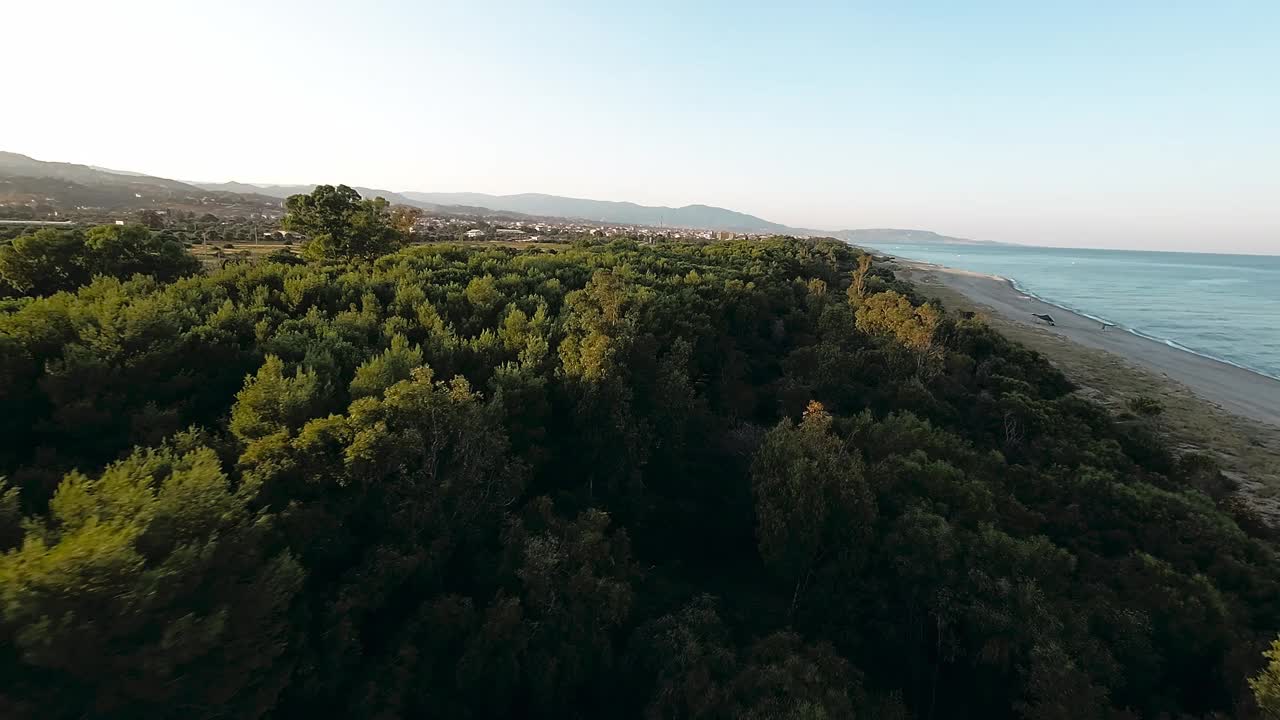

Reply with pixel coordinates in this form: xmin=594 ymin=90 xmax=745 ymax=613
xmin=0 ymin=232 xmax=1275 ymax=720
xmin=854 ymin=290 xmax=941 ymax=353
xmin=283 ymin=184 xmax=404 ymax=261
xmin=727 ymin=632 xmax=863 ymax=720
xmin=390 ymin=205 xmax=422 ymax=236
xmin=266 ymin=248 xmax=306 ymax=266
xmin=632 ymin=596 xmax=738 ymax=719
xmin=0 ymin=480 xmax=20 ymax=550
xmin=1252 ymin=638 xmax=1280 ymax=719
xmin=751 ymin=402 xmax=875 ymax=620
xmin=137 ymin=208 xmax=165 ymax=229
xmin=502 ymin=498 xmax=638 ymax=713
xmin=349 ymin=334 xmax=425 ymax=399
xmin=83 ymin=223 xmax=201 ymax=283
xmin=0 ymin=438 xmax=303 ymax=718
xmin=1126 ymin=394 xmax=1165 ymax=418
xmin=229 ymin=355 xmax=328 ymax=443
xmin=848 ymin=252 xmax=873 ymax=306
xmin=0 ymin=228 xmax=89 ymax=294
xmin=0 ymin=224 xmax=199 ymax=297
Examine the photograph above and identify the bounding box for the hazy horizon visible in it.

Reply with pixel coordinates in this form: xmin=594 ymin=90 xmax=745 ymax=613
xmin=5 ymin=1 xmax=1277 ymax=254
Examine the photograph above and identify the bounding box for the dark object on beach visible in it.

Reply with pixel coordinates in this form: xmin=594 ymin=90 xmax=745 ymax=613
xmin=1101 ymin=322 xmax=1113 ymax=331
xmin=1032 ymin=313 xmax=1056 ymax=326
xmin=959 ymin=310 xmax=976 ymax=319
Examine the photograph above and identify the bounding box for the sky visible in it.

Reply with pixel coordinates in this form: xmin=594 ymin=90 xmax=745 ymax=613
xmin=4 ymin=0 xmax=1278 ymax=253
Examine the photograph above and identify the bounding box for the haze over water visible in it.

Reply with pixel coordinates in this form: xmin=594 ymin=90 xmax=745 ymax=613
xmin=864 ymin=242 xmax=1280 ymax=380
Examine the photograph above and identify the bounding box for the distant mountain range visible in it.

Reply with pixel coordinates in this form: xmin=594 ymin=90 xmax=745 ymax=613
xmin=194 ymin=182 xmax=433 ymax=212
xmin=830 ymin=228 xmax=997 ymax=246
xmin=400 ymin=192 xmax=793 ymax=233
xmin=3 ymin=151 xmax=993 ymax=245
xmin=1 ymin=151 xmax=196 ymax=193
xmin=193 ymin=185 xmax=792 ymax=233
xmin=0 ymin=152 xmax=281 ymax=214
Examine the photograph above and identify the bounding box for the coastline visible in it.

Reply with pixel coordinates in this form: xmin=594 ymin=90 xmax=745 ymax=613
xmin=998 ymin=273 xmax=1279 ymax=383
xmin=893 ymin=256 xmax=1280 ymax=521
xmin=894 ymin=258 xmax=1280 ymax=429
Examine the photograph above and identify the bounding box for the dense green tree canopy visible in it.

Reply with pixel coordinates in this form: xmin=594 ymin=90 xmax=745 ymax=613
xmin=1253 ymin=641 xmax=1280 ymax=719
xmin=0 ymin=224 xmax=199 ymax=296
xmin=283 ymin=184 xmax=404 ymax=261
xmin=0 ymin=233 xmax=1277 ymax=719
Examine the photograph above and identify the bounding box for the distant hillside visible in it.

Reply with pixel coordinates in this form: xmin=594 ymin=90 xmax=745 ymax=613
xmin=0 ymin=151 xmax=198 ymax=193
xmin=833 ymin=228 xmax=999 ymax=246
xmin=195 ymin=182 xmax=439 ymax=211
xmin=402 ymin=192 xmax=791 ymax=232
xmin=87 ymin=166 xmax=152 ymax=178
xmin=5 ymin=151 xmax=997 ymax=243
xmin=0 ymin=152 xmax=281 ymax=215
xmin=193 ymin=180 xmax=276 ymax=196
xmin=197 ymin=184 xmax=786 ymax=231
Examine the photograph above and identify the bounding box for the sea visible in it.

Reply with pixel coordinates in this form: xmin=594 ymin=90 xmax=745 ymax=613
xmin=859 ymin=242 xmax=1280 ymax=381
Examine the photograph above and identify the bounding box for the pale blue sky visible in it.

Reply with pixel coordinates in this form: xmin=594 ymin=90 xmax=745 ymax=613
xmin=5 ymin=0 xmax=1278 ymax=252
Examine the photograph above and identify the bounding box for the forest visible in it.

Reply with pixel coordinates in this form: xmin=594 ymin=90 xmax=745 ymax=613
xmin=2 ymin=186 xmax=1280 ymax=719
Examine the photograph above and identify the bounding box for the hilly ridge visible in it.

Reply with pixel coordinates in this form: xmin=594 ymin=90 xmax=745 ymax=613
xmin=0 ymin=152 xmax=283 ymax=214
xmin=401 ymin=191 xmax=792 ymax=233
xmin=1 ymin=152 xmax=199 ymax=193
xmin=831 ymin=228 xmax=998 ymax=246
xmin=194 ymin=182 xmax=439 ymax=211
xmin=3 ymin=150 xmax=990 ymax=244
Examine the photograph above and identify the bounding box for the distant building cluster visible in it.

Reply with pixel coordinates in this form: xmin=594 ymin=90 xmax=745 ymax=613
xmin=412 ymin=213 xmax=770 ymax=243
xmin=4 ymin=188 xmax=781 ymax=248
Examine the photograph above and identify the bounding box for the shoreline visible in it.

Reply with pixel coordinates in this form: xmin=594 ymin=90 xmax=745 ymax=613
xmin=995 ymin=272 xmax=1280 ymax=383
xmin=892 ymin=258 xmax=1280 ymax=430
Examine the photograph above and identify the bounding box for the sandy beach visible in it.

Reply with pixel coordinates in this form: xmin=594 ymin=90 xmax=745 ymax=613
xmin=895 ymin=257 xmax=1280 ymax=520
xmin=898 ymin=260 xmax=1280 ymax=428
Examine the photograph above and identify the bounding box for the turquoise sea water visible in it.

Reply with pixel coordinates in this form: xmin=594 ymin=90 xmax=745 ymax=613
xmin=860 ymin=242 xmax=1280 ymax=380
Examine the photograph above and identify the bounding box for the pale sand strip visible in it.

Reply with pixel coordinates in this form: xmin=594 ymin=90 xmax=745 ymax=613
xmin=893 ymin=258 xmax=1280 ymax=520
xmin=898 ymin=259 xmax=1280 ymax=428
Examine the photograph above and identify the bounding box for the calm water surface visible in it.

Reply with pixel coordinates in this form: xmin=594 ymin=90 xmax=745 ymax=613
xmin=861 ymin=242 xmax=1280 ymax=380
